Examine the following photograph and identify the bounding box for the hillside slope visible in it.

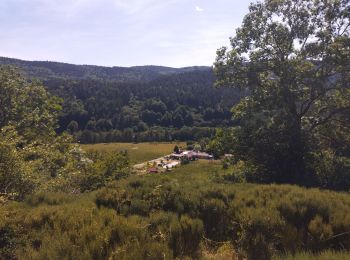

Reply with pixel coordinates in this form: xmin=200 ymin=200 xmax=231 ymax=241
xmin=0 ymin=57 xmax=211 ymax=82
xmin=0 ymin=57 xmax=243 ymax=143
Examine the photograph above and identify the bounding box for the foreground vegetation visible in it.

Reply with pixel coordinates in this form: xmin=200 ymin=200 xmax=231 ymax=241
xmin=1 ymin=161 xmax=350 ymax=259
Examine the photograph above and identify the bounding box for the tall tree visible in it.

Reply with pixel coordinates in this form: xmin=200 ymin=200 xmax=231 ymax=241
xmin=214 ymin=0 xmax=350 ymax=187
xmin=0 ymin=66 xmax=61 ymax=143
xmin=0 ymin=66 xmax=87 ymax=199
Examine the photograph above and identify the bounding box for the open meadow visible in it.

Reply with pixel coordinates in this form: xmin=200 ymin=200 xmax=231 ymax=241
xmin=82 ymin=142 xmax=186 ymax=164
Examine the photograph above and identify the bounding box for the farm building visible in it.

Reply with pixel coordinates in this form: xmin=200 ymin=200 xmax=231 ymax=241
xmin=170 ymin=151 xmax=214 ymax=160
xmin=194 ymin=152 xmax=214 ymax=160
xmin=163 ymin=161 xmax=180 ymax=169
xmin=170 ymin=153 xmax=185 ymax=160
xmin=148 ymin=167 xmax=158 ymax=173
xmin=182 ymin=151 xmax=197 ymax=160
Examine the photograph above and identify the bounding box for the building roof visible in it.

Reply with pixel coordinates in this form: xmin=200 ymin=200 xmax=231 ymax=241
xmin=171 ymin=153 xmax=184 ymax=157
xmin=196 ymin=152 xmax=213 ymax=157
xmin=148 ymin=167 xmax=158 ymax=173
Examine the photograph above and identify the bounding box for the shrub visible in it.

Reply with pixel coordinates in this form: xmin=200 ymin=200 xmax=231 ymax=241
xmin=25 ymin=192 xmax=74 ymax=206
xmin=170 ymin=215 xmax=204 ymax=258
xmin=0 ymin=225 xmax=16 ymax=259
xmin=2 ymin=166 xmax=350 ymax=259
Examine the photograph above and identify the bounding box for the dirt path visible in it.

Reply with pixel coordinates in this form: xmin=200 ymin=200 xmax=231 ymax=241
xmin=132 ymin=154 xmax=173 ymax=174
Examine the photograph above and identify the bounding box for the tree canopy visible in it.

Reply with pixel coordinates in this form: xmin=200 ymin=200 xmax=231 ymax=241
xmin=214 ymin=0 xmax=350 ymax=189
xmin=0 ymin=57 xmax=245 ymax=143
xmin=0 ymin=67 xmax=86 ymax=199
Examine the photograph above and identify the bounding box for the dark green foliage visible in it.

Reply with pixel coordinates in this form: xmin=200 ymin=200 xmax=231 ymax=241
xmin=0 ymin=66 xmax=61 ymax=141
xmin=0 ymin=225 xmax=16 ymax=259
xmin=200 ymin=197 xmax=230 ymax=241
xmin=0 ymin=66 xmax=90 ymax=199
xmin=79 ymin=150 xmax=130 ymax=192
xmin=1 ymin=160 xmax=350 ymax=259
xmin=173 ymin=145 xmax=180 ymax=154
xmin=0 ymin=66 xmax=131 ymax=200
xmin=0 ymin=57 xmax=244 ymax=142
xmin=170 ymin=215 xmax=204 ymax=258
xmin=0 ymin=57 xmax=210 ymax=82
xmin=54 ymin=70 xmax=237 ymax=142
xmin=0 ymin=193 xmax=203 ymax=259
xmin=0 ymin=200 xmax=172 ymax=259
xmin=0 ymin=129 xmax=34 ymax=200
xmin=67 ymin=120 xmax=79 ymax=133
xmin=230 ymin=186 xmax=350 ymax=259
xmin=213 ymin=0 xmax=350 ymax=190
xmin=94 ymin=175 xmax=350 ymax=259
xmin=24 ymin=192 xmax=74 ymax=206
xmin=181 ymin=157 xmax=190 ymax=165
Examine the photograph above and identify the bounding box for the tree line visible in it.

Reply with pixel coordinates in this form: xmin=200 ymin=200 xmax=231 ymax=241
xmin=46 ymin=70 xmax=243 ymax=142
xmin=0 ymin=57 xmax=245 ymax=143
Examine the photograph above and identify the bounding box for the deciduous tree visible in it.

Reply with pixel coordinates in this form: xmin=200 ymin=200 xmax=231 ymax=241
xmin=214 ymin=0 xmax=350 ymax=187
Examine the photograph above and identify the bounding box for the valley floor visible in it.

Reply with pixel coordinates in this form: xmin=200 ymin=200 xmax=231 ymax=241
xmin=82 ymin=142 xmax=186 ymax=164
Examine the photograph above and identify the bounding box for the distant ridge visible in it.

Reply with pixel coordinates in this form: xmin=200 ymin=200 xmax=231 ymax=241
xmin=0 ymin=56 xmax=212 ymax=82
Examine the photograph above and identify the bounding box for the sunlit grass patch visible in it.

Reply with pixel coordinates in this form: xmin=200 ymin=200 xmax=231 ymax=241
xmin=82 ymin=142 xmax=185 ymax=164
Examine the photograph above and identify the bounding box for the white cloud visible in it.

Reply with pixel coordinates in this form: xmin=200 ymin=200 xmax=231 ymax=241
xmin=0 ymin=0 xmax=247 ymax=67
xmin=113 ymin=0 xmax=156 ymax=14
xmin=195 ymin=5 xmax=203 ymax=12
xmin=113 ymin=0 xmax=179 ymax=15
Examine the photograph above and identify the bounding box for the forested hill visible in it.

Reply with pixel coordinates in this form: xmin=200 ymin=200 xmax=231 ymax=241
xmin=0 ymin=56 xmax=210 ymax=82
xmin=0 ymin=57 xmax=243 ymax=143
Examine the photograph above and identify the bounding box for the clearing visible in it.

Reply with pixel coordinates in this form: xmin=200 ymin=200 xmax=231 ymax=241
xmin=81 ymin=142 xmax=186 ymax=164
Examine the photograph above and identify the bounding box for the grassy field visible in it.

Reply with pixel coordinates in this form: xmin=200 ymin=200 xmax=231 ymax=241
xmin=81 ymin=142 xmax=186 ymax=164
xmin=147 ymin=159 xmax=230 ymax=185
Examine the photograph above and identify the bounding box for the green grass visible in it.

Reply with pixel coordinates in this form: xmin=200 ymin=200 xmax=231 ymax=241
xmin=117 ymin=159 xmax=230 ymax=191
xmin=148 ymin=159 xmax=231 ymax=185
xmin=81 ymin=142 xmax=186 ymax=164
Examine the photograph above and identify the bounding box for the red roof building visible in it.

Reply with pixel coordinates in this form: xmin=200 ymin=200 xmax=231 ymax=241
xmin=148 ymin=167 xmax=158 ymax=173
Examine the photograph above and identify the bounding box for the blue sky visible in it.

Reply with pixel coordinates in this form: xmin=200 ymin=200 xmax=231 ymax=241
xmin=0 ymin=0 xmax=251 ymax=67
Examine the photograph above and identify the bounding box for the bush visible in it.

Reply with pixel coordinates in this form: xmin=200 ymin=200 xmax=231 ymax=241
xmin=95 ymin=176 xmax=350 ymax=259
xmin=2 ymin=165 xmax=350 ymax=259
xmin=79 ymin=150 xmax=130 ymax=192
xmin=170 ymin=215 xmax=204 ymax=258
xmin=0 ymin=224 xmax=16 ymax=259
xmin=223 ymin=160 xmax=258 ymax=183
xmin=25 ymin=192 xmax=74 ymax=206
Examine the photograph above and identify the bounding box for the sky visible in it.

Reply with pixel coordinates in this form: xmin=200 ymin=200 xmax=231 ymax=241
xmin=0 ymin=0 xmax=251 ymax=67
